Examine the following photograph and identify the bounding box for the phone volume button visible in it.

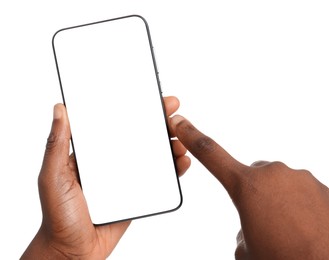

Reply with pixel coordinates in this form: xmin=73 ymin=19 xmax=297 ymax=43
xmin=158 ymin=79 xmax=163 ymax=93
xmin=152 ymin=47 xmax=162 ymax=93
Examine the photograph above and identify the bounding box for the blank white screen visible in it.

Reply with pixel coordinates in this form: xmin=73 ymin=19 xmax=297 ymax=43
xmin=53 ymin=15 xmax=182 ymax=225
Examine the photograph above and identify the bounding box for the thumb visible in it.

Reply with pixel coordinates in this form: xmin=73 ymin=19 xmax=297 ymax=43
xmin=40 ymin=104 xmax=71 ymax=178
xmin=170 ymin=115 xmax=247 ymax=196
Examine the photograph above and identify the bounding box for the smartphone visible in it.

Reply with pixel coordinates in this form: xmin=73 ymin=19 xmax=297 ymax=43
xmin=52 ymin=15 xmax=182 ymax=225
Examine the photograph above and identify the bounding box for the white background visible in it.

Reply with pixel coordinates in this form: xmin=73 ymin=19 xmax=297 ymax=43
xmin=1 ymin=1 xmax=329 ymax=259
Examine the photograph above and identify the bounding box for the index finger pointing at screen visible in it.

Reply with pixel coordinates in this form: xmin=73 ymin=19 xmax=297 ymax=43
xmin=170 ymin=115 xmax=247 ymax=199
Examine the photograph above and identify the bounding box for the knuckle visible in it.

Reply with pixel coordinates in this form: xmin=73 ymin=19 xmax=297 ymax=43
xmin=46 ymin=132 xmax=59 ymax=152
xmin=266 ymin=161 xmax=288 ymax=171
xmin=192 ymin=136 xmax=218 ymax=155
xmin=175 ymin=120 xmax=218 ymax=156
xmin=298 ymin=169 xmax=312 ymax=175
xmin=176 ymin=119 xmax=196 ymax=133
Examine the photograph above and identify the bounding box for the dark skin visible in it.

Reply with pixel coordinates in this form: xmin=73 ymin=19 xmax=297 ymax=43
xmin=21 ymin=97 xmax=190 ymax=259
xmin=170 ymin=114 xmax=329 ymax=260
xmin=22 ymin=97 xmax=329 ymax=259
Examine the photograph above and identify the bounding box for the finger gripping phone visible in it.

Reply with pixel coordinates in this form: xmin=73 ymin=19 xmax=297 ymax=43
xmin=52 ymin=15 xmax=182 ymax=225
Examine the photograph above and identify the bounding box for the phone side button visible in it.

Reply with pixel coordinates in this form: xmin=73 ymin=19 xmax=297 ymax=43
xmin=158 ymin=80 xmax=163 ymax=93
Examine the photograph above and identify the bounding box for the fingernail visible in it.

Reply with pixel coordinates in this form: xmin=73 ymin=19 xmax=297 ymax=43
xmin=171 ymin=115 xmax=186 ymax=127
xmin=53 ymin=104 xmax=62 ymax=119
